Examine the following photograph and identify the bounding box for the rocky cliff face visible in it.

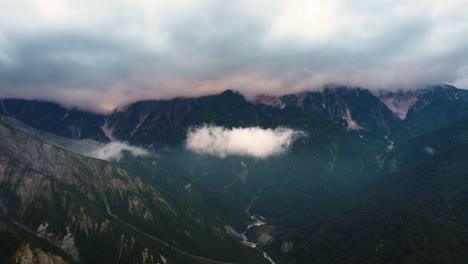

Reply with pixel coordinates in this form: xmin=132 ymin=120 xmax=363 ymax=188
xmin=0 ymin=86 xmax=406 ymax=147
xmin=0 ymin=116 xmax=267 ymax=264
xmin=0 ymin=99 xmax=107 ymax=142
xmin=4 ymin=85 xmax=465 ymax=149
xmin=14 ymin=243 xmax=69 ymax=264
xmin=4 ymin=85 xmax=468 ymax=221
xmin=105 ymin=98 xmax=198 ymax=145
xmin=3 ymin=84 xmax=468 ymax=264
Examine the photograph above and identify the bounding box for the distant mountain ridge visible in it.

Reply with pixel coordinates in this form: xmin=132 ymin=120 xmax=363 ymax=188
xmin=2 ymin=84 xmax=465 ymax=148
xmin=2 ymin=84 xmax=468 ymax=263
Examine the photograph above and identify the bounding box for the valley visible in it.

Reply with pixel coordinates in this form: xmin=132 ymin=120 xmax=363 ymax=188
xmin=240 ymin=196 xmax=276 ymax=264
xmin=2 ymin=1 xmax=467 ymax=262
xmin=1 ymin=84 xmax=468 ymax=263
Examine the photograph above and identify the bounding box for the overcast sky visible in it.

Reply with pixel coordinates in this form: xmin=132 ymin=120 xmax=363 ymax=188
xmin=1 ymin=0 xmax=467 ymax=112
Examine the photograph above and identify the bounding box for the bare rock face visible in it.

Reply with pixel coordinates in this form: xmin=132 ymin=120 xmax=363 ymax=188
xmin=0 ymin=116 xmax=265 ymax=264
xmin=377 ymin=91 xmax=420 ymax=120
xmin=15 ymin=244 xmax=69 ymax=264
xmin=60 ymin=228 xmax=80 ymax=260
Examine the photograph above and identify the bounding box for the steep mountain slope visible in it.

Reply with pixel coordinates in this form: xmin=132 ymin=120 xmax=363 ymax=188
xmin=0 ymin=99 xmax=107 ymax=141
xmin=377 ymin=85 xmax=468 ymax=142
xmin=1 ymin=87 xmax=401 ymax=146
xmin=0 ymin=88 xmax=402 ymax=227
xmin=0 ymin=219 xmax=79 ymax=264
xmin=2 ymin=84 xmax=468 ymax=263
xmin=112 ymin=87 xmax=401 ymax=217
xmin=105 ymin=90 xmax=278 ymax=146
xmin=0 ymin=116 xmax=267 ymax=264
xmin=263 ymin=142 xmax=468 ymax=264
xmin=281 ymin=86 xmax=400 ymax=136
xmin=2 ymin=85 xmax=466 ymax=149
xmin=2 ymin=85 xmax=467 ymax=224
xmin=403 ymin=85 xmax=468 ymax=137
xmin=102 ymin=87 xmax=402 ymax=150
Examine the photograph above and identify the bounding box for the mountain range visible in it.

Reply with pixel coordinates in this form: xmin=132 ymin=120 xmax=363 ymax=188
xmin=1 ymin=84 xmax=468 ymax=263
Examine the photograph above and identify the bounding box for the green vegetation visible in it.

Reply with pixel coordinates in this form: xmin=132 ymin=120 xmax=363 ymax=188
xmin=0 ymin=116 xmax=267 ymax=263
xmin=2 ymin=85 xmax=468 ymax=263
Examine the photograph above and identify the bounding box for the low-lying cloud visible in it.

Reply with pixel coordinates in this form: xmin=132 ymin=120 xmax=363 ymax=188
xmin=186 ymin=125 xmax=304 ymax=158
xmin=90 ymin=142 xmax=149 ymax=161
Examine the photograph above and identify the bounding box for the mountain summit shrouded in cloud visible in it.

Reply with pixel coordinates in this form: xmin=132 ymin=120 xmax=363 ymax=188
xmin=1 ymin=0 xmax=468 ymax=112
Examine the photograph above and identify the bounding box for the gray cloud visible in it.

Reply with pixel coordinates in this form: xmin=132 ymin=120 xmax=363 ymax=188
xmin=186 ymin=125 xmax=304 ymax=158
xmin=1 ymin=0 xmax=468 ymax=112
xmin=90 ymin=141 xmax=149 ymax=161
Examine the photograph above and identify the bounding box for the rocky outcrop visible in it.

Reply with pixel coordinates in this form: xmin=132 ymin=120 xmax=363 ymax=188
xmin=15 ymin=244 xmax=69 ymax=264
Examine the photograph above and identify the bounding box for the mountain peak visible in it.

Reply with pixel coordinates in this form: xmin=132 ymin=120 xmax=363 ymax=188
xmin=219 ymin=89 xmax=241 ymax=97
xmin=217 ymin=89 xmax=247 ymax=103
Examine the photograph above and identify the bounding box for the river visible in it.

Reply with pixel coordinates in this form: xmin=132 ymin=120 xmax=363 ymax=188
xmin=376 ymin=131 xmax=395 ymax=167
xmin=240 ymin=198 xmax=277 ymax=264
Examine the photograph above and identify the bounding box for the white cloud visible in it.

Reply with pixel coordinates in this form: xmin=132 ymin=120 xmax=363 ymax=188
xmin=90 ymin=142 xmax=149 ymax=161
xmin=186 ymin=125 xmax=304 ymax=158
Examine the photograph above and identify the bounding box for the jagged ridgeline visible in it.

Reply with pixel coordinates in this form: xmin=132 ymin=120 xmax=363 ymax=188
xmin=2 ymin=84 xmax=468 ymax=263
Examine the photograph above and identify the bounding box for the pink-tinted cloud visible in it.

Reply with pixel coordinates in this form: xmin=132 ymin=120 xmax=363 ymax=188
xmin=0 ymin=0 xmax=467 ymax=112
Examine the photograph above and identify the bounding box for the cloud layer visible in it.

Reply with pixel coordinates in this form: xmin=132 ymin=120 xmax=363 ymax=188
xmin=186 ymin=125 xmax=304 ymax=158
xmin=1 ymin=0 xmax=468 ymax=112
xmin=90 ymin=142 xmax=149 ymax=161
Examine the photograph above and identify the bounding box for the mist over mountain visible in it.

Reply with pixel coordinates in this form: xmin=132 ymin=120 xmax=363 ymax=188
xmin=2 ymin=84 xmax=468 ymax=263
xmin=1 ymin=1 xmax=468 ymax=112
xmin=1 ymin=1 xmax=468 ymax=263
